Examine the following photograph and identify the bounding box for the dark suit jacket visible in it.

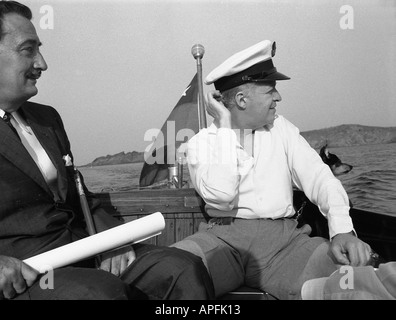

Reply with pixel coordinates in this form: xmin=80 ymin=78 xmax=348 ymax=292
xmin=0 ymin=101 xmax=120 ymax=260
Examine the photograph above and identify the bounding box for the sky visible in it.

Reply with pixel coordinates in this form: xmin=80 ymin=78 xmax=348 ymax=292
xmin=23 ymin=0 xmax=396 ymax=165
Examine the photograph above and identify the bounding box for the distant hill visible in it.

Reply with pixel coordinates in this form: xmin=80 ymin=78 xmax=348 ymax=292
xmin=301 ymin=124 xmax=396 ymax=149
xmin=85 ymin=151 xmax=144 ymax=167
xmin=84 ymin=124 xmax=396 ymax=167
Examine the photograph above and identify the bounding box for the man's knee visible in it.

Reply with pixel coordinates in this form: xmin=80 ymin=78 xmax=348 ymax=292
xmin=172 ymin=234 xmax=244 ymax=298
xmin=120 ymin=245 xmax=214 ymax=300
xmin=171 ymin=239 xmax=209 ymax=269
xmin=150 ymin=246 xmax=215 ymax=299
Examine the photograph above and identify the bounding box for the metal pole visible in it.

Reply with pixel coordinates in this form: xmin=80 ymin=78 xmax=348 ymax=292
xmin=191 ymin=44 xmax=207 ymax=130
xmin=74 ymin=167 xmax=101 ymax=266
xmin=177 ymin=156 xmax=183 ymax=189
xmin=74 ymin=167 xmax=97 ymax=236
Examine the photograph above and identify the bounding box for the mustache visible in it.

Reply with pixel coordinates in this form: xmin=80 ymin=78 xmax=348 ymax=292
xmin=26 ymin=71 xmax=42 ymax=79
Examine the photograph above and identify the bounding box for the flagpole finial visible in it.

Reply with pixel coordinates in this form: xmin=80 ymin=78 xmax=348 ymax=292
xmin=191 ymin=44 xmax=207 ymax=130
xmin=191 ymin=44 xmax=205 ymax=60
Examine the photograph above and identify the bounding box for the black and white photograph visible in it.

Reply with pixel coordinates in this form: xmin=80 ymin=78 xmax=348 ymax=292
xmin=1 ymin=0 xmax=395 ymax=306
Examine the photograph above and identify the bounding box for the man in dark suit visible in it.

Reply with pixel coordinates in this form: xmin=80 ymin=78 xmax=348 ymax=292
xmin=0 ymin=1 xmax=214 ymax=300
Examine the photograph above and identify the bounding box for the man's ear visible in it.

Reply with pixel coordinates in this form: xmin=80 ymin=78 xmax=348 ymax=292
xmin=235 ymin=91 xmax=247 ymax=110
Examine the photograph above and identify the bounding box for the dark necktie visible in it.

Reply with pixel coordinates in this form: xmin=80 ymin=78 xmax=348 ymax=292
xmin=2 ymin=112 xmax=21 ymax=140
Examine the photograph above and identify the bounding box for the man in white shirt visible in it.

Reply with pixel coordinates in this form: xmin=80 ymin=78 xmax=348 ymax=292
xmin=172 ymin=40 xmax=372 ymax=300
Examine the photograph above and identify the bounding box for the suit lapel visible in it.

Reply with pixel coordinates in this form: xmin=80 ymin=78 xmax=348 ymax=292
xmin=0 ymin=103 xmax=71 ymax=201
xmin=0 ymin=120 xmax=52 ymax=195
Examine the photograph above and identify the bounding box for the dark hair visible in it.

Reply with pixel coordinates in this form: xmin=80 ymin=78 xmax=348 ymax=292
xmin=0 ymin=1 xmax=32 ymax=39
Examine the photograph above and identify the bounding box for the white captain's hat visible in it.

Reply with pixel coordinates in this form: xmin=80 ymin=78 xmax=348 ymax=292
xmin=205 ymin=40 xmax=290 ymax=92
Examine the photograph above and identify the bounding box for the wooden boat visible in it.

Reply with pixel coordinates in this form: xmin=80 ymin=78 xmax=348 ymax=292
xmin=95 ymin=187 xmax=396 ymax=300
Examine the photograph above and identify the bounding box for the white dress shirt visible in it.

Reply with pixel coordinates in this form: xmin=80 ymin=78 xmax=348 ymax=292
xmin=187 ymin=114 xmax=354 ymax=238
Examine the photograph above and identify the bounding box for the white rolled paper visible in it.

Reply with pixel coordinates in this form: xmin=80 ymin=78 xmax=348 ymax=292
xmin=24 ymin=212 xmax=165 ymax=273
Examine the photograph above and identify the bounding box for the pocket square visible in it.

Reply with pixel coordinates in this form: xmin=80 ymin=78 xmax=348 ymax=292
xmin=62 ymin=154 xmax=73 ymax=167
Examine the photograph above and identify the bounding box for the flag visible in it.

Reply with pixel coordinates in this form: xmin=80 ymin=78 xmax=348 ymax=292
xmin=139 ymin=74 xmax=200 ymax=188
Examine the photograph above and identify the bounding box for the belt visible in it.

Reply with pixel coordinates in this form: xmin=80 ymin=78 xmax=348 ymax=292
xmin=209 ymin=215 xmax=298 ymax=228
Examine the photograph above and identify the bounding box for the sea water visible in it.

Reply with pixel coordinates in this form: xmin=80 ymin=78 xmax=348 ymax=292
xmin=79 ymin=143 xmax=396 ymax=216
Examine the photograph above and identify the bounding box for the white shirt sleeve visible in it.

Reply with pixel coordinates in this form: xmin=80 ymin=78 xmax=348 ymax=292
xmin=187 ymin=127 xmax=240 ymax=211
xmin=278 ymin=117 xmax=355 ymax=238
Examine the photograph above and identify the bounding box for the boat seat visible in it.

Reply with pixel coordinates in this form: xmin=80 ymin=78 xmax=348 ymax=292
xmin=218 ymin=286 xmax=277 ymax=300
